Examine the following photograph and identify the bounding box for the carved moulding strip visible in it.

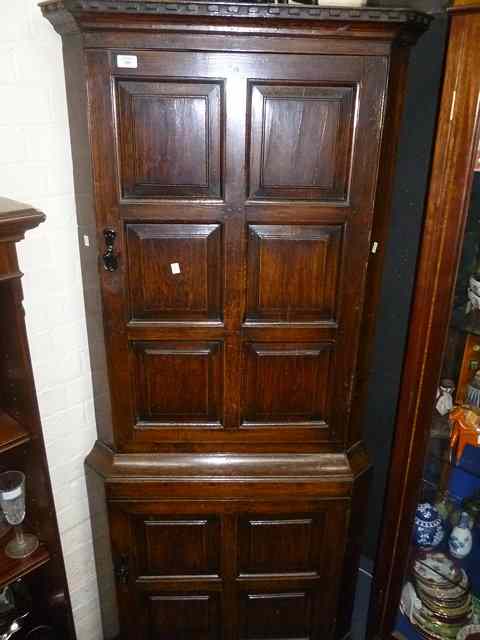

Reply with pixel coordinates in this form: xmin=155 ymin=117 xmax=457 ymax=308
xmin=40 ymin=0 xmax=431 ymax=27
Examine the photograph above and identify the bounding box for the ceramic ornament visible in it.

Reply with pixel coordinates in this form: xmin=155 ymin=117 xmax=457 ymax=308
xmin=414 ymin=503 xmax=445 ymax=549
xmin=449 ymin=512 xmax=473 ymax=559
xmin=436 ymin=379 xmax=455 ymax=415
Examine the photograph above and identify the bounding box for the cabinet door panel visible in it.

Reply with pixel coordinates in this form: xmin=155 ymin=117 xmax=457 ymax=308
xmin=243 ymin=342 xmax=333 ymax=427
xmin=126 ymin=223 xmax=223 ymax=322
xmin=246 ymin=224 xmax=342 ymax=322
xmin=109 ymin=498 xmax=349 ymax=640
xmin=144 ymin=593 xmax=221 ymax=639
xmin=87 ymin=48 xmax=388 ymax=449
xmin=240 ymin=590 xmax=313 ymax=639
xmin=132 ymin=341 xmax=223 ymax=426
xmin=249 ymin=83 xmax=355 ymax=201
xmin=133 ymin=515 xmax=221 ymax=578
xmin=238 ymin=514 xmax=324 ymax=576
xmin=116 ymin=80 xmax=222 ymax=199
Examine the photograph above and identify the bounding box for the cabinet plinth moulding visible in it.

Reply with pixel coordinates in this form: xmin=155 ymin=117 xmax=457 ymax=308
xmin=41 ymin=3 xmax=430 ymax=637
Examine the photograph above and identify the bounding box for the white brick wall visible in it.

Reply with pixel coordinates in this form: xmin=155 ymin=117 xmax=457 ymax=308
xmin=0 ymin=1 xmax=102 ymax=638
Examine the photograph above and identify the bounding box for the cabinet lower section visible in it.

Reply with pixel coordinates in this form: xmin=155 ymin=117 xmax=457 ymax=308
xmin=85 ymin=443 xmax=370 ymax=640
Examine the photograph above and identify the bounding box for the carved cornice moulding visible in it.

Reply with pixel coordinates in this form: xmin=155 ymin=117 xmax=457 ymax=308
xmin=40 ymin=0 xmax=432 ymax=37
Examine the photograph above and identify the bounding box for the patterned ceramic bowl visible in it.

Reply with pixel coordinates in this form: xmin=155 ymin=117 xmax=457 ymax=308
xmin=457 ymin=624 xmax=480 ymax=640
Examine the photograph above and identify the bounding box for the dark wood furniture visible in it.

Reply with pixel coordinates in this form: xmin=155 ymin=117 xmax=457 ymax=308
xmin=0 ymin=198 xmax=75 ymax=638
xmin=40 ymin=2 xmax=430 ymax=638
xmin=369 ymin=1 xmax=480 ymax=638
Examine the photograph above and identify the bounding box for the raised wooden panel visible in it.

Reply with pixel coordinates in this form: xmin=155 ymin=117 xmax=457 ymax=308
xmin=146 ymin=593 xmax=220 ymax=639
xmin=132 ymin=341 xmax=223 ymax=426
xmin=240 ymin=591 xmax=313 ymax=639
xmin=249 ymin=83 xmax=355 ymax=201
xmin=246 ymin=224 xmax=342 ymax=322
xmin=126 ymin=224 xmax=223 ymax=321
xmin=116 ymin=80 xmax=222 ymax=199
xmin=238 ymin=514 xmax=324 ymax=576
xmin=133 ymin=515 xmax=220 ymax=577
xmin=243 ymin=343 xmax=333 ymax=426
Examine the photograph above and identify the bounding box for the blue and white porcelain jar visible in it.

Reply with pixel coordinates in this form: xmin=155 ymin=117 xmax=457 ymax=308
xmin=414 ymin=503 xmax=445 ymax=549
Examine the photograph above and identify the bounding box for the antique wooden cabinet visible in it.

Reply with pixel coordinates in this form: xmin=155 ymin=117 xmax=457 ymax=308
xmin=41 ymin=2 xmax=429 ymax=638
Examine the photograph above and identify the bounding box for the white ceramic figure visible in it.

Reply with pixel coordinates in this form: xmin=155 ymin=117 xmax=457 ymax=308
xmin=467 ymin=275 xmax=480 ymax=313
xmin=449 ymin=512 xmax=473 ymax=559
xmin=436 ymin=379 xmax=455 ymax=415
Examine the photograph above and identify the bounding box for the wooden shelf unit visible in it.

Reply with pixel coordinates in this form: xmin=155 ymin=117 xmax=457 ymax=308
xmin=0 ymin=197 xmax=75 ymax=637
xmin=0 ymin=535 xmax=50 ymax=591
xmin=0 ymin=411 xmax=30 ymax=454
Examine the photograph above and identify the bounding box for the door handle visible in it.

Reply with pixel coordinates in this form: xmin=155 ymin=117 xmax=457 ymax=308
xmin=114 ymin=553 xmax=129 ymax=585
xmin=102 ymin=228 xmax=119 ymax=272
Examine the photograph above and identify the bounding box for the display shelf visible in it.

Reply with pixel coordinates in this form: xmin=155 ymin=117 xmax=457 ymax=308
xmin=393 ymin=474 xmax=480 ymax=640
xmin=0 ymin=198 xmax=74 ymax=636
xmin=369 ymin=5 xmax=480 ymax=638
xmin=0 ymin=410 xmax=30 ymax=454
xmin=394 ymin=531 xmax=480 ymax=639
xmin=423 ymin=444 xmax=480 ymax=497
xmin=0 ymin=531 xmax=49 ymax=590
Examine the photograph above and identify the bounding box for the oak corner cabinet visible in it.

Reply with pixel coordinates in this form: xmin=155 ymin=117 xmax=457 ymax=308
xmin=40 ymin=1 xmax=430 ymax=638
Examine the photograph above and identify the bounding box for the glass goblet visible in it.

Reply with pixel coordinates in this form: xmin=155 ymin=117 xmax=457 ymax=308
xmin=0 ymin=472 xmax=38 ymax=559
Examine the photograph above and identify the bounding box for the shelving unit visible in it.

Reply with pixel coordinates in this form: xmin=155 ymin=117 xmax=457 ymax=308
xmin=0 ymin=197 xmax=75 ymax=637
xmin=0 ymin=412 xmax=30 ymax=454
xmin=369 ymin=4 xmax=480 ymax=639
xmin=0 ymin=538 xmax=50 ymax=591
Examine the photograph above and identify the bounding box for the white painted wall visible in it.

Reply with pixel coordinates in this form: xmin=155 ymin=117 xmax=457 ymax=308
xmin=0 ymin=1 xmax=102 ymax=638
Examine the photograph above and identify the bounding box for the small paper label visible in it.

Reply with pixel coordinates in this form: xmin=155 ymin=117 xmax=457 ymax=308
xmin=117 ymin=54 xmax=138 ymax=69
xmin=83 ymin=235 xmax=90 ymax=247
xmin=170 ymin=262 xmax=181 ymax=275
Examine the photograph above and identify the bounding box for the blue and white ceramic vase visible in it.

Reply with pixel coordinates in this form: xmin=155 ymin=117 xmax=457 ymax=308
xmin=449 ymin=511 xmax=473 ymax=559
xmin=414 ymin=503 xmax=445 ymax=549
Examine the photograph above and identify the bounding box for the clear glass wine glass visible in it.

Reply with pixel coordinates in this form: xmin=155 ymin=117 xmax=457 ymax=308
xmin=0 ymin=472 xmax=38 ymax=559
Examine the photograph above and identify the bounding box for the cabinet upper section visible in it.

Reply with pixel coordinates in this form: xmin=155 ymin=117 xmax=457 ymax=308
xmin=40 ymin=0 xmax=431 ymax=454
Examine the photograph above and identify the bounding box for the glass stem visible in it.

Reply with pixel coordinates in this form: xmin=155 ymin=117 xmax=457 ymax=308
xmin=14 ymin=525 xmax=25 ymax=547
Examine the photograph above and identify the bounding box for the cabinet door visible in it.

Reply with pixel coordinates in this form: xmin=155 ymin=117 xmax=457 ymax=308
xmin=108 ymin=498 xmax=349 ymax=640
xmin=86 ymin=49 xmax=388 ymax=451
